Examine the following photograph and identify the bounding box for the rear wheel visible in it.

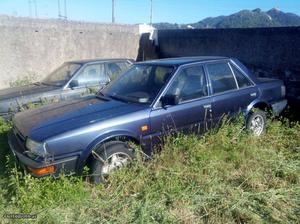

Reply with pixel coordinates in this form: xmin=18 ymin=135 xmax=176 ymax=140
xmin=90 ymin=141 xmax=134 ymax=184
xmin=246 ymin=110 xmax=267 ymax=136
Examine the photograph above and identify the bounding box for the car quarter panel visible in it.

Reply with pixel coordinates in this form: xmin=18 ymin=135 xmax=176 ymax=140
xmin=257 ymin=78 xmax=284 ymax=102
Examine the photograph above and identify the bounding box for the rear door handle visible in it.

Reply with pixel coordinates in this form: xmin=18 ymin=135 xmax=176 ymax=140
xmin=250 ymin=92 xmax=257 ymax=97
xmin=203 ymin=104 xmax=211 ymax=109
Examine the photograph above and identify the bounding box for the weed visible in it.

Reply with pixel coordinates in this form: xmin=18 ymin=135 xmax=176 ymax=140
xmin=9 ymin=73 xmax=37 ymax=87
xmin=0 ymin=118 xmax=299 ymax=223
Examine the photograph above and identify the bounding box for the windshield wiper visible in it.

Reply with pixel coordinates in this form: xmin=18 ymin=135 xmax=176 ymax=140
xmin=34 ymin=81 xmax=53 ymax=86
xmin=108 ymin=94 xmax=133 ymax=103
xmin=33 ymin=82 xmax=42 ymax=86
xmin=41 ymin=81 xmax=63 ymax=87
xmin=97 ymin=91 xmax=105 ymax=96
xmin=96 ymin=92 xmax=110 ymax=100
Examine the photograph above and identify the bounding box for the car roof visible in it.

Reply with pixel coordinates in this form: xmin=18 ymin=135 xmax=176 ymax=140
xmin=65 ymin=58 xmax=133 ymax=64
xmin=136 ymin=56 xmax=229 ymax=66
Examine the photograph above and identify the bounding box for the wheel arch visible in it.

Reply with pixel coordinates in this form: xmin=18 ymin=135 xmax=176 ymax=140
xmin=246 ymin=100 xmax=272 ymax=116
xmin=76 ymin=131 xmax=141 ymax=174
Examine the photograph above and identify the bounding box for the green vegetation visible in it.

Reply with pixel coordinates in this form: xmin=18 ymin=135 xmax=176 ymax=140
xmin=9 ymin=73 xmax=36 ymax=87
xmin=0 ymin=117 xmax=299 ymax=223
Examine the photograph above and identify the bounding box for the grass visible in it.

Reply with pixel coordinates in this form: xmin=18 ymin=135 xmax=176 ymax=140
xmin=9 ymin=73 xmax=36 ymax=87
xmin=0 ymin=117 xmax=299 ymax=223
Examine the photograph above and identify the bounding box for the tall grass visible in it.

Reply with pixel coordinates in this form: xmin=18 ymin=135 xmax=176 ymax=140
xmin=0 ymin=118 xmax=299 ymax=223
xmin=9 ymin=73 xmax=36 ymax=88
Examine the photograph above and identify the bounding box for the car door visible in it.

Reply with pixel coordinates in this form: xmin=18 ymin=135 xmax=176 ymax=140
xmin=61 ymin=63 xmax=110 ymax=100
xmin=205 ymin=61 xmax=258 ymax=126
xmin=148 ymin=64 xmax=212 ymax=147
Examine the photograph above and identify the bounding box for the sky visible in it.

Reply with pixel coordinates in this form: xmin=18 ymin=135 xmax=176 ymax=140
xmin=0 ymin=0 xmax=299 ymax=24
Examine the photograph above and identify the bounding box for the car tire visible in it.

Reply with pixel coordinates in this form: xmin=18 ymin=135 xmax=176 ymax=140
xmin=246 ymin=110 xmax=267 ymax=136
xmin=90 ymin=141 xmax=134 ymax=184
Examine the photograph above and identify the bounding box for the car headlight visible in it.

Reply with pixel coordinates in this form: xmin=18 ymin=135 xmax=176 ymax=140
xmin=26 ymin=138 xmax=48 ymax=157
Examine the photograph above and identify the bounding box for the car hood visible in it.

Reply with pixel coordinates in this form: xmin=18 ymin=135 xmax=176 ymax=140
xmin=0 ymin=83 xmax=59 ymax=101
xmin=14 ymin=96 xmax=146 ymax=141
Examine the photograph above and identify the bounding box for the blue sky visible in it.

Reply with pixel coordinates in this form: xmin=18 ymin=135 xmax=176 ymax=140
xmin=0 ymin=0 xmax=299 ymax=24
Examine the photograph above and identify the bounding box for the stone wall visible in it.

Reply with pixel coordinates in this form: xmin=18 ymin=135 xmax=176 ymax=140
xmin=0 ymin=16 xmax=140 ymax=89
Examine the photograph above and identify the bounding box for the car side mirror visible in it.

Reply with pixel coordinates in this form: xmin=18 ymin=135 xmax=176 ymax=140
xmin=160 ymin=95 xmax=179 ymax=107
xmin=69 ymin=80 xmax=79 ymax=89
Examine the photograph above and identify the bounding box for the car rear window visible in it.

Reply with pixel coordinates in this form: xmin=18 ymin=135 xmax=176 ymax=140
xmin=230 ymin=64 xmax=253 ymax=88
xmin=106 ymin=61 xmax=132 ymax=81
xmin=207 ymin=62 xmax=237 ymax=94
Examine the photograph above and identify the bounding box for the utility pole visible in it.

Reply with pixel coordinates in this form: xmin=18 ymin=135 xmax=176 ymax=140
xmin=64 ymin=0 xmax=68 ymax=20
xmin=33 ymin=0 xmax=38 ymax=18
xmin=112 ymin=0 xmax=115 ymax=23
xmin=57 ymin=0 xmax=61 ymax=18
xmin=150 ymin=0 xmax=153 ymax=25
xmin=28 ymin=0 xmax=32 ymax=17
xmin=58 ymin=0 xmax=67 ymax=20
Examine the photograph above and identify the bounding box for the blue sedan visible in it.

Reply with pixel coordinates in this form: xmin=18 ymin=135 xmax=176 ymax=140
xmin=8 ymin=56 xmax=287 ymax=183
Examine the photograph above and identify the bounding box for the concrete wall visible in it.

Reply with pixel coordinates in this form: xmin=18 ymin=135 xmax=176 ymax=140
xmin=0 ymin=15 xmax=140 ymax=89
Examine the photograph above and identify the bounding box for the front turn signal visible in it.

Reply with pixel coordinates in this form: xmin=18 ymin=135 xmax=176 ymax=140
xmin=28 ymin=165 xmax=55 ymax=176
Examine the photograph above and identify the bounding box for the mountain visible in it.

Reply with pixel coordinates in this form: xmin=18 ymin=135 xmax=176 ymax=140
xmin=153 ymin=8 xmax=300 ymax=29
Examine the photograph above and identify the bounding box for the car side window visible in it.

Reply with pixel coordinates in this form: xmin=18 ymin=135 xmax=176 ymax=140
xmin=73 ymin=64 xmax=109 ymax=87
xmin=207 ymin=62 xmax=237 ymax=94
xmin=116 ymin=61 xmax=132 ymax=70
xmin=106 ymin=62 xmax=126 ymax=81
xmin=230 ymin=64 xmax=253 ymax=88
xmin=166 ymin=65 xmax=208 ymax=102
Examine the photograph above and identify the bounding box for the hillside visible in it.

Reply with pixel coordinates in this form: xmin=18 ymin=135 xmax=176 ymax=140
xmin=154 ymin=8 xmax=300 ymax=29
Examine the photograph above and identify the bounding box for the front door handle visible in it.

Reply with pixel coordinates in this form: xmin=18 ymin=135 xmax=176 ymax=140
xmin=203 ymin=104 xmax=211 ymax=109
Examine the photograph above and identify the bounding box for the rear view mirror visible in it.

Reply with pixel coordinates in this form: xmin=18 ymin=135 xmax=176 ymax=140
xmin=160 ymin=95 xmax=179 ymax=107
xmin=69 ymin=80 xmax=79 ymax=89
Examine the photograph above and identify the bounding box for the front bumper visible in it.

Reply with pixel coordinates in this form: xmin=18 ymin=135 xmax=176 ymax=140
xmin=271 ymin=99 xmax=287 ymax=116
xmin=8 ymin=131 xmax=78 ymax=177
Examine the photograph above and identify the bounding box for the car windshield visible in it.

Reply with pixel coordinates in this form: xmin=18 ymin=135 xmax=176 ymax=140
xmin=102 ymin=64 xmax=174 ymax=104
xmin=43 ymin=63 xmax=82 ymax=86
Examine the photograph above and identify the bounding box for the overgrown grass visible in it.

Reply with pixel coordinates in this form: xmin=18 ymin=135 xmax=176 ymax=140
xmin=0 ymin=118 xmax=299 ymax=223
xmin=9 ymin=73 xmax=36 ymax=87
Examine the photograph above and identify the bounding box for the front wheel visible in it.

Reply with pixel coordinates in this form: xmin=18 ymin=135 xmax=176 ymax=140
xmin=246 ymin=110 xmax=267 ymax=136
xmin=90 ymin=141 xmax=134 ymax=184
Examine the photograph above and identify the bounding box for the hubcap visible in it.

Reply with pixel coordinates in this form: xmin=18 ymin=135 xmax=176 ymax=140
xmin=101 ymin=152 xmax=131 ymax=177
xmin=250 ymin=115 xmax=264 ymax=136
